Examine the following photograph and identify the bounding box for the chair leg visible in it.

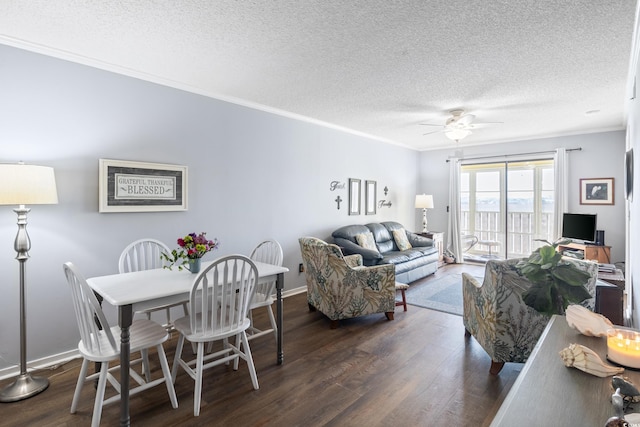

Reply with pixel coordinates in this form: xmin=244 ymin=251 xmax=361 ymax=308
xmin=464 ymin=328 xmax=472 ymax=337
xmin=308 ymin=303 xmax=316 ymax=312
xmin=247 ymin=310 xmax=255 ymax=337
xmin=71 ymin=358 xmax=91 ymax=413
xmin=156 ymin=343 xmax=178 ymax=409
xmin=141 ymin=348 xmax=151 ymax=382
xmin=490 ymin=361 xmax=505 ymax=375
xmin=233 ymin=334 xmax=241 ymax=371
xmin=395 ymin=289 xmax=407 ymax=311
xmin=385 ymin=311 xmax=394 ymax=321
xmin=171 ymin=334 xmax=185 ymax=383
xmin=194 ymin=342 xmax=205 ymax=416
xmin=330 ymin=319 xmax=340 ymax=329
xmin=240 ymin=331 xmax=259 ymax=390
xmin=92 ymin=361 xmax=110 ymax=427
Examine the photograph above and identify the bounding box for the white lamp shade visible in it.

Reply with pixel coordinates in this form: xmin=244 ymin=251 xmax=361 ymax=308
xmin=0 ymin=164 xmax=58 ymax=205
xmin=415 ymin=194 xmax=434 ymax=209
xmin=445 ymin=129 xmax=472 ymax=141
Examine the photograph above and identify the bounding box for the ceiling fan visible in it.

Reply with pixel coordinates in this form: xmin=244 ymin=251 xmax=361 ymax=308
xmin=420 ymin=109 xmax=502 ymax=142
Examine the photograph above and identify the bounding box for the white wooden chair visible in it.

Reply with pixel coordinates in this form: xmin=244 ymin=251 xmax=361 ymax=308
xmin=171 ymin=255 xmax=259 ymax=416
xmin=247 ymin=239 xmax=283 ymax=342
xmin=119 ymin=238 xmax=189 ymax=330
xmin=63 ymin=262 xmax=178 ymax=427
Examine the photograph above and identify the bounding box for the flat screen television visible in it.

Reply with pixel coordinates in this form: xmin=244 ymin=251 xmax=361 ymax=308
xmin=561 ymin=213 xmax=597 ymax=243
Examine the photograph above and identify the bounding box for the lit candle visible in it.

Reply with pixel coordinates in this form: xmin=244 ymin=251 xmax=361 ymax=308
xmin=607 ymin=328 xmax=640 ymax=369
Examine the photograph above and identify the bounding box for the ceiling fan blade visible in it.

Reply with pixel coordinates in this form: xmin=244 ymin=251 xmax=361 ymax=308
xmin=422 ymin=129 xmax=444 ymax=136
xmin=419 ymin=123 xmax=444 ymax=127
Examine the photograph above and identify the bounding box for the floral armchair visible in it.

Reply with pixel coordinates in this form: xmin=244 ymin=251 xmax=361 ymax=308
xmin=462 ymin=258 xmax=598 ymax=374
xmin=299 ymin=237 xmax=396 ymax=328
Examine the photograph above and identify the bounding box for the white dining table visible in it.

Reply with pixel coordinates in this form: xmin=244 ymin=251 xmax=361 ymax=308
xmin=87 ymin=259 xmax=288 ymax=427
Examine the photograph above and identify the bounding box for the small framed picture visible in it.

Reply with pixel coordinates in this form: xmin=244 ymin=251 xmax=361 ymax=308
xmin=348 ymin=178 xmax=361 ymax=215
xmin=365 ymin=180 xmax=377 ymax=215
xmin=580 ymin=177 xmax=614 ymax=205
xmin=99 ymin=159 xmax=188 ymax=213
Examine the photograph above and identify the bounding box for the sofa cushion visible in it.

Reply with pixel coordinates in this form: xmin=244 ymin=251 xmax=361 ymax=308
xmin=332 ymin=224 xmax=372 ymax=243
xmin=355 ymin=232 xmax=378 ymax=252
xmin=380 ymin=248 xmax=426 ymax=265
xmin=392 ymin=251 xmax=439 ymax=275
xmin=367 ymin=223 xmax=394 ymax=253
xmin=392 ymin=229 xmax=412 ymax=251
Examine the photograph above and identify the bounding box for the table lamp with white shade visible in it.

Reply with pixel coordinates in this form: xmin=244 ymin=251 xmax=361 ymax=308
xmin=0 ymin=163 xmax=58 ymax=402
xmin=415 ymin=194 xmax=434 ymax=233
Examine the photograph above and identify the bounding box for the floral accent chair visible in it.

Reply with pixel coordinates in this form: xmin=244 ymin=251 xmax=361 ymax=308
xmin=462 ymin=258 xmax=598 ymax=374
xmin=299 ymin=237 xmax=396 ymax=328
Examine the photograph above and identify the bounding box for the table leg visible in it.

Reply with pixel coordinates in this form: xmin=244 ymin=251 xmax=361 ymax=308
xmin=276 ymin=272 xmax=284 ymax=365
xmin=93 ymin=293 xmax=104 ymax=386
xmin=118 ymin=304 xmax=133 ymax=427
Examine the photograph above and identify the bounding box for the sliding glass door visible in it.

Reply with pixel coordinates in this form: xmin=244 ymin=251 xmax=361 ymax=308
xmin=460 ymin=159 xmax=555 ymax=260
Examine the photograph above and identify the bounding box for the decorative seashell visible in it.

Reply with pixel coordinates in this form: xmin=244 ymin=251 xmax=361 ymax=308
xmin=566 ymin=304 xmax=614 ymax=337
xmin=612 ymin=376 xmax=640 ymax=403
xmin=625 ymin=413 xmax=640 ymax=424
xmin=559 ymin=343 xmax=624 ymax=377
xmin=605 ymin=416 xmax=629 ymax=427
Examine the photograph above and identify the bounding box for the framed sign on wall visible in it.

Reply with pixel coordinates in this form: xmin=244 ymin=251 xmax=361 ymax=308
xmin=99 ymin=159 xmax=188 ymax=213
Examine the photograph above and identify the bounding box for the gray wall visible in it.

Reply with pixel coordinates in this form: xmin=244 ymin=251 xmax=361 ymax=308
xmin=0 ymin=44 xmax=419 ymax=373
xmin=417 ymin=131 xmax=627 ymax=264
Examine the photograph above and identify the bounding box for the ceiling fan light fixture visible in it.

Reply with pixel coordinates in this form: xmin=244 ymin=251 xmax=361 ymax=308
xmin=445 ymin=129 xmax=471 ymax=141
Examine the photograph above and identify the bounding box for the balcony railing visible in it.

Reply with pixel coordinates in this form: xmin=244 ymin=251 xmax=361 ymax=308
xmin=461 ymin=210 xmax=554 ymax=259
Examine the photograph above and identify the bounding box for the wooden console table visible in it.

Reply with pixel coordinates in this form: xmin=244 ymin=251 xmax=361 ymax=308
xmin=557 ymin=241 xmax=612 ymax=263
xmin=491 ymin=315 xmax=639 ymax=426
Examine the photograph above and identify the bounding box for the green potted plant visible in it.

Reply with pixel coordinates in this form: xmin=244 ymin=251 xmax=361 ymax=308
xmin=516 ymin=239 xmax=592 ymax=316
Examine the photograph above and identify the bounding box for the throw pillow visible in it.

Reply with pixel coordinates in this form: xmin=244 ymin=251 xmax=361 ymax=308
xmin=393 ymin=229 xmax=412 ymax=251
xmin=355 ymin=232 xmax=378 ymax=251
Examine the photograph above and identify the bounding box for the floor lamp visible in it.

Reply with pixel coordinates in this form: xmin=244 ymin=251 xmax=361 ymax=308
xmin=415 ymin=194 xmax=434 ymax=233
xmin=0 ymin=163 xmax=58 ymax=402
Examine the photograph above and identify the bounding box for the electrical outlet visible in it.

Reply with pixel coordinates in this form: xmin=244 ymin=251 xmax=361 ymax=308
xmin=299 ymin=263 xmax=304 ymax=273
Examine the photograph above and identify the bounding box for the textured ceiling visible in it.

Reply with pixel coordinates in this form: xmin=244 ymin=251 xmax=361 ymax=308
xmin=0 ymin=0 xmax=637 ymax=150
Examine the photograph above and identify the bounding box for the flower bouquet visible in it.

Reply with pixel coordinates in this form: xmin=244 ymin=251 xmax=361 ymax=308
xmin=161 ymin=232 xmax=219 ymax=272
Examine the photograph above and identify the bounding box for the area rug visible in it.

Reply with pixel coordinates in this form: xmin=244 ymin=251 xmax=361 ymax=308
xmin=399 ymin=273 xmax=483 ymax=316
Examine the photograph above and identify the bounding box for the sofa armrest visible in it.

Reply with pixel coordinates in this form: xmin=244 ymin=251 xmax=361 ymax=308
xmin=407 ymin=232 xmax=433 ymax=248
xmin=344 ymin=254 xmax=363 ymax=268
xmin=352 ymin=263 xmax=396 ymax=292
xmin=333 ymin=237 xmax=383 ymax=263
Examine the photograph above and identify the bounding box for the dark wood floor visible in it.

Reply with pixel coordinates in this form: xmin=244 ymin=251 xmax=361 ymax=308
xmin=0 ymin=262 xmax=522 ymax=426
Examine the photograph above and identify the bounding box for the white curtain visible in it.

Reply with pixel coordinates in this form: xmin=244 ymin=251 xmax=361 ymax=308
xmin=447 ymin=158 xmax=463 ymax=263
xmin=553 ymin=148 xmax=568 ymax=241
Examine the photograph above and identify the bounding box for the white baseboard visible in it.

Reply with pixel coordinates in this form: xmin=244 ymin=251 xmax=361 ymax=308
xmin=0 ymin=287 xmax=308 ymax=381
xmin=0 ymin=349 xmax=80 ymax=381
xmin=282 ymin=285 xmax=307 ymax=298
